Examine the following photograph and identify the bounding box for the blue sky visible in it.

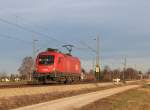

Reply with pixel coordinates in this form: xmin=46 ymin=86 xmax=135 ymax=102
xmin=0 ymin=0 xmax=150 ymax=73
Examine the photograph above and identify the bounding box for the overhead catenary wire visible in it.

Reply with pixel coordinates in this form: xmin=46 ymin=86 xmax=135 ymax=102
xmin=0 ymin=10 xmax=69 ymax=47
xmin=0 ymin=17 xmax=94 ymax=55
xmin=0 ymin=12 xmax=95 ymax=53
xmin=0 ymin=17 xmax=66 ymax=44
xmin=78 ymin=40 xmax=96 ymax=53
xmin=0 ymin=10 xmax=50 ymax=32
xmin=0 ymin=34 xmax=33 ymax=63
xmin=0 ymin=17 xmax=98 ymax=57
xmin=0 ymin=33 xmax=32 ymax=45
xmin=0 ymin=13 xmax=98 ymax=59
xmin=0 ymin=10 xmax=101 ymax=54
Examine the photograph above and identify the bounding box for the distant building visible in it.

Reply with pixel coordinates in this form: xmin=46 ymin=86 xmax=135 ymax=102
xmin=1 ymin=78 xmax=10 ymax=82
xmin=15 ymin=78 xmax=21 ymax=82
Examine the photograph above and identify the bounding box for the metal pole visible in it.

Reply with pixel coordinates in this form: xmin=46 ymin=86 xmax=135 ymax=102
xmin=31 ymin=37 xmax=38 ymax=81
xmin=123 ymin=57 xmax=127 ymax=83
xmin=95 ymin=35 xmax=100 ymax=80
xmin=96 ymin=35 xmax=100 ymax=66
xmin=92 ymin=56 xmax=95 ymax=71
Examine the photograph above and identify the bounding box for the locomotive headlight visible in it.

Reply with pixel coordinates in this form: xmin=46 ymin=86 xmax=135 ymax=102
xmin=53 ymin=67 xmax=56 ymax=71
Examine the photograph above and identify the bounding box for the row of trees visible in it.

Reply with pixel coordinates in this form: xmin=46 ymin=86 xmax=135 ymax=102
xmin=1 ymin=56 xmax=150 ymax=81
xmin=0 ymin=72 xmax=20 ymax=82
xmin=18 ymin=56 xmax=33 ymax=80
xmin=0 ymin=56 xmax=33 ymax=81
xmin=101 ymin=66 xmax=150 ymax=81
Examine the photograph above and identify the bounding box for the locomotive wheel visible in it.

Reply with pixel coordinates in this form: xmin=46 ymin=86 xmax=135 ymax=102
xmin=64 ymin=76 xmax=72 ymax=84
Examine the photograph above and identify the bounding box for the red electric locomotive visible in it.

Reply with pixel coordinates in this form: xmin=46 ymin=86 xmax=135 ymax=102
xmin=33 ymin=48 xmax=81 ymax=83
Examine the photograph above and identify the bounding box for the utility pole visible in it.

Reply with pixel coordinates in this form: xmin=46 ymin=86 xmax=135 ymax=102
xmin=123 ymin=57 xmax=127 ymax=83
xmin=92 ymin=56 xmax=95 ymax=71
xmin=31 ymin=37 xmax=38 ymax=81
xmin=96 ymin=35 xmax=100 ymax=66
xmin=95 ymin=35 xmax=100 ymax=81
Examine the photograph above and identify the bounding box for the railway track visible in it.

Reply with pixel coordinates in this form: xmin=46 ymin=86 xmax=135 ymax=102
xmin=0 ymin=81 xmax=99 ymax=89
xmin=0 ymin=79 xmax=148 ymax=89
xmin=0 ymin=83 xmax=42 ymax=89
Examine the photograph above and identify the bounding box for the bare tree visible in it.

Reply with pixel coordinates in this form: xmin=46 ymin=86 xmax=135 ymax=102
xmin=146 ymin=70 xmax=150 ymax=75
xmin=112 ymin=69 xmax=120 ymax=79
xmin=10 ymin=74 xmax=15 ymax=81
xmin=0 ymin=71 xmax=8 ymax=79
xmin=18 ymin=56 xmax=33 ymax=80
xmin=146 ymin=70 xmax=150 ymax=79
xmin=103 ymin=66 xmax=112 ymax=81
xmin=125 ymin=68 xmax=138 ymax=80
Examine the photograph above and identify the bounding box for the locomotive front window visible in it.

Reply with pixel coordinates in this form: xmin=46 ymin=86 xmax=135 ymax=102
xmin=39 ymin=55 xmax=55 ymax=65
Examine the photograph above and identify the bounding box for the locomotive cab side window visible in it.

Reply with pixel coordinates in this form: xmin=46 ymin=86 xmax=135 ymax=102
xmin=39 ymin=55 xmax=55 ymax=65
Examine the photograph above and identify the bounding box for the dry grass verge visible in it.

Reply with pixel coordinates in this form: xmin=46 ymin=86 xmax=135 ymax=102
xmin=0 ymin=85 xmax=121 ymax=110
xmin=76 ymin=84 xmax=150 ymax=110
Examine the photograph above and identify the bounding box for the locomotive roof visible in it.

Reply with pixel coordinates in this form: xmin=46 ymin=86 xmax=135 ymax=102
xmin=37 ymin=48 xmax=81 ymax=59
xmin=38 ymin=50 xmax=80 ymax=60
xmin=47 ymin=48 xmax=59 ymax=52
